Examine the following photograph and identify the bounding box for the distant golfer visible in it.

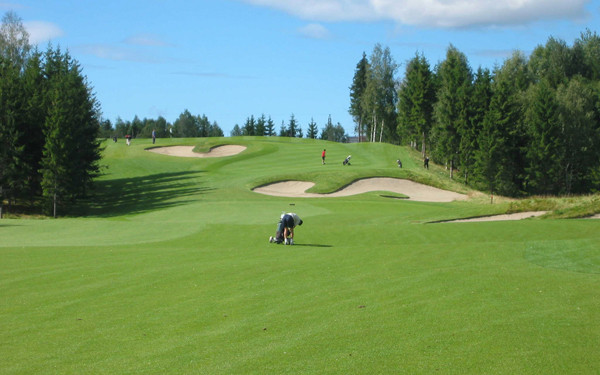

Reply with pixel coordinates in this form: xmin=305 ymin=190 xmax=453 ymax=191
xmin=152 ymin=129 xmax=156 ymax=144
xmin=270 ymin=212 xmax=303 ymax=245
xmin=424 ymin=156 xmax=429 ymax=169
xmin=322 ymin=149 xmax=326 ymax=164
xmin=397 ymin=159 xmax=402 ymax=168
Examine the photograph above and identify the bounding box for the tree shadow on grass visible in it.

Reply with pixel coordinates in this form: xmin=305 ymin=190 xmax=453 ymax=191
xmin=71 ymin=171 xmax=213 ymax=217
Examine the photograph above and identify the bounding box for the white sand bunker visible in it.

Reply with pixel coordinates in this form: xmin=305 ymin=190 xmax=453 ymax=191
xmin=444 ymin=211 xmax=548 ymax=223
xmin=148 ymin=145 xmax=246 ymax=158
xmin=253 ymin=177 xmax=467 ymax=203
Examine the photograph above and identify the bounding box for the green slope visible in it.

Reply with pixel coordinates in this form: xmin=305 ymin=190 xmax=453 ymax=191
xmin=1 ymin=137 xmax=599 ymax=375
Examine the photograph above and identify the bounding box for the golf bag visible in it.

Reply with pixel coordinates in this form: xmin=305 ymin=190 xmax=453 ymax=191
xmin=343 ymin=155 xmax=351 ymax=165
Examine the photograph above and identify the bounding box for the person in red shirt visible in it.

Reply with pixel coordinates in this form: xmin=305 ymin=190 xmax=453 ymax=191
xmin=321 ymin=149 xmax=326 ymax=164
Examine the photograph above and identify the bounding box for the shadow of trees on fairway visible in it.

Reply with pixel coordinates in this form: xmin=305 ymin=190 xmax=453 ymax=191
xmin=72 ymin=171 xmax=213 ymax=217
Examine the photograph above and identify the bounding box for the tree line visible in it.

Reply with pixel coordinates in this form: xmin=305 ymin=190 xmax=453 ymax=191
xmin=103 ymin=111 xmax=350 ymax=143
xmin=230 ymin=113 xmax=348 ymax=143
xmin=100 ymin=110 xmax=225 ymax=140
xmin=0 ymin=12 xmax=101 ymax=217
xmin=350 ymin=31 xmax=600 ymax=196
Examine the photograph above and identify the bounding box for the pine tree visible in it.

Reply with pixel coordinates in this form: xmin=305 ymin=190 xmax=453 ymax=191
xmin=432 ymin=45 xmax=472 ymax=178
xmin=460 ymin=67 xmax=491 ymax=184
xmin=278 ymin=120 xmax=286 ymax=137
xmin=38 ymin=46 xmax=102 ymax=216
xmin=307 ymin=117 xmax=318 ymax=139
xmin=40 ymin=83 xmax=71 ymax=217
xmin=0 ymin=57 xmax=24 ymax=216
xmin=230 ymin=124 xmax=242 ymax=137
xmin=496 ymin=52 xmax=531 ymax=193
xmin=173 ymin=110 xmax=197 ymax=137
xmin=243 ymin=115 xmax=255 ymax=136
xmin=265 ymin=116 xmax=275 ymax=136
xmin=473 ymin=104 xmax=501 ymax=200
xmin=255 ymin=114 xmax=266 ymax=136
xmin=473 ymin=74 xmax=521 ymax=196
xmin=208 ymin=121 xmax=223 ymax=137
xmin=287 ymin=114 xmax=298 ymax=138
xmin=197 ymin=114 xmax=210 ymax=137
xmin=0 ymin=11 xmax=31 ymax=215
xmin=397 ymin=52 xmax=435 ymax=155
xmin=524 ymin=79 xmax=561 ymax=194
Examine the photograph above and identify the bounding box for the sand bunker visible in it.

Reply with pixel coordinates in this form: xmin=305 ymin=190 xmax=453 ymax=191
xmin=253 ymin=178 xmax=467 ymax=203
xmin=147 ymin=145 xmax=246 ymax=158
xmin=444 ymin=211 xmax=548 ymax=223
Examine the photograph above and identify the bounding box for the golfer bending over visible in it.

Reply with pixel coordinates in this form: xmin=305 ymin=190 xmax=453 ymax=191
xmin=270 ymin=212 xmax=303 ymax=245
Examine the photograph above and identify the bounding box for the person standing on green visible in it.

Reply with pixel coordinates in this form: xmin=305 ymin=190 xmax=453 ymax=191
xmin=321 ymin=149 xmax=326 ymax=164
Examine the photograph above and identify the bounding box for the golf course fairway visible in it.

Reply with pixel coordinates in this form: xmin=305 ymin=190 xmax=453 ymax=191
xmin=1 ymin=136 xmax=599 ymax=374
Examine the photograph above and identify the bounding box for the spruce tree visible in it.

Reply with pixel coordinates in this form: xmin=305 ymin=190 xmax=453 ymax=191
xmin=432 ymin=45 xmax=472 ymax=178
xmin=524 ymin=79 xmax=561 ymax=194
xmin=307 ymin=117 xmax=318 ymax=139
xmin=230 ymin=124 xmax=242 ymax=137
xmin=40 ymin=83 xmax=70 ymax=217
xmin=473 ymin=73 xmax=521 ymax=196
xmin=287 ymin=114 xmax=298 ymax=138
xmin=243 ymin=115 xmax=255 ymax=136
xmin=38 ymin=46 xmax=102 ymax=216
xmin=265 ymin=116 xmax=275 ymax=136
xmin=397 ymin=52 xmax=435 ymax=155
xmin=460 ymin=67 xmax=491 ymax=184
xmin=0 ymin=57 xmax=24 ymax=216
xmin=20 ymin=50 xmax=47 ymax=201
xmin=255 ymin=114 xmax=266 ymax=136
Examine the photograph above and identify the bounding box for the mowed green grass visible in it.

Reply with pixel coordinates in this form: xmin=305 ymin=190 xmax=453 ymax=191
xmin=1 ymin=137 xmax=599 ymax=374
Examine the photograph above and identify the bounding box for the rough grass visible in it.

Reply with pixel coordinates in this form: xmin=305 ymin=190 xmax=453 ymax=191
xmin=1 ymin=136 xmax=599 ymax=374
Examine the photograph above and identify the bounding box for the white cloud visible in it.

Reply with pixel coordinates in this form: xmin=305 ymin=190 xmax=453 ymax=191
xmin=239 ymin=0 xmax=590 ymax=28
xmin=123 ymin=34 xmax=173 ymax=47
xmin=298 ymin=23 xmax=332 ymax=39
xmin=241 ymin=0 xmax=375 ymax=21
xmin=24 ymin=21 xmax=64 ymax=44
xmin=0 ymin=3 xmax=26 ymax=11
xmin=77 ymin=44 xmax=162 ymax=63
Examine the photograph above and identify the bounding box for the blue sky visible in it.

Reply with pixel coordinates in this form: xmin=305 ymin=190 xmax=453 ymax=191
xmin=5 ymin=0 xmax=599 ymax=136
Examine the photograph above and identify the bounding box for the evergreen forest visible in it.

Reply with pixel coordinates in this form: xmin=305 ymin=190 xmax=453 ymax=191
xmin=0 ymin=12 xmax=101 ymax=217
xmin=350 ymin=34 xmax=600 ymax=196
